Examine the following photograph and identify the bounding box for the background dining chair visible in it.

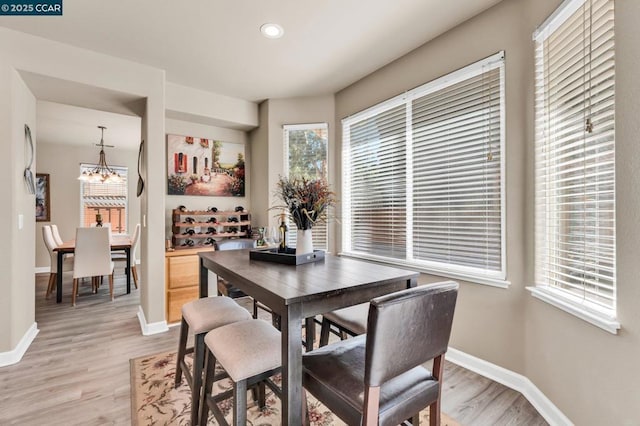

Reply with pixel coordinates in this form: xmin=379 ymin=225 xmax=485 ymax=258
xmin=302 ymin=281 xmax=459 ymax=426
xmin=71 ymin=227 xmax=115 ymax=306
xmin=112 ymin=223 xmax=140 ymax=289
xmin=319 ymin=302 xmax=369 ymax=347
xmin=50 ymin=224 xmax=64 ymax=246
xmin=42 ymin=225 xmax=74 ymax=299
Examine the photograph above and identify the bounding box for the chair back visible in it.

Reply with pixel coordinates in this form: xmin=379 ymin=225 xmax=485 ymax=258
xmin=364 ymin=281 xmax=458 ymax=387
xmin=73 ymin=227 xmax=113 ymax=279
xmin=51 ymin=224 xmax=64 ymax=246
xmin=130 ymin=223 xmax=141 ymax=259
xmin=90 ymin=222 xmax=112 ymax=240
xmin=215 ymin=238 xmax=255 ymax=251
xmin=42 ymin=225 xmax=58 ymax=273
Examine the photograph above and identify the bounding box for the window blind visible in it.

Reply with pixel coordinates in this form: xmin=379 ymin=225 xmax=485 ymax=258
xmin=343 ymin=52 xmax=505 ymax=281
xmin=533 ymin=0 xmax=616 ymax=314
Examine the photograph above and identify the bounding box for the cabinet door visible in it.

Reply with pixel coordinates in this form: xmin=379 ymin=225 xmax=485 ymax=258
xmin=167 ymin=255 xmax=200 ymax=289
xmin=167 ymin=287 xmax=200 ymax=323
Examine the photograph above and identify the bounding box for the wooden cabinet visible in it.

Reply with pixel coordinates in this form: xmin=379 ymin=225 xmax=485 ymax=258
xmin=171 ymin=209 xmax=251 ymax=249
xmin=165 ymin=247 xmax=214 ymax=323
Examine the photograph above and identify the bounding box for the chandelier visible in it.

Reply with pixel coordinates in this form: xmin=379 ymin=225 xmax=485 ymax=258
xmin=77 ymin=126 xmax=122 ymax=183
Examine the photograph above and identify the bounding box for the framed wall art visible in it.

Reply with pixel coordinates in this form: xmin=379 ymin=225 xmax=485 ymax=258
xmin=167 ymin=134 xmax=245 ymax=197
xmin=35 ymin=173 xmax=50 ymax=222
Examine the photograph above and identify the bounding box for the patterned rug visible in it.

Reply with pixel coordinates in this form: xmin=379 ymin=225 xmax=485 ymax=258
xmin=130 ymin=351 xmax=461 ymax=425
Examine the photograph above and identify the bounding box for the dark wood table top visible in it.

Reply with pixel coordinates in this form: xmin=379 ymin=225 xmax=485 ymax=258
xmin=199 ymin=249 xmax=420 ymax=314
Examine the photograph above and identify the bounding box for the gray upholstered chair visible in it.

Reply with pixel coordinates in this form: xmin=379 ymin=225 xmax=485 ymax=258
xmin=319 ymin=302 xmax=369 ymax=347
xmin=302 ymin=281 xmax=459 ymax=426
xmin=200 ymin=319 xmax=282 ymax=426
xmin=174 ymin=296 xmax=253 ymax=426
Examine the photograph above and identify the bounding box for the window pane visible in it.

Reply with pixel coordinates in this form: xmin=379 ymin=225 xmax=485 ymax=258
xmin=80 ymin=164 xmax=128 ymax=234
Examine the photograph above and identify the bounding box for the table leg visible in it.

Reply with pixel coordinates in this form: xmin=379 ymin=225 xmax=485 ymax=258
xmin=304 ymin=317 xmax=315 ymax=352
xmin=282 ymin=303 xmax=303 ymax=425
xmin=199 ymin=258 xmax=209 ymax=298
xmin=56 ymin=251 xmax=63 ymax=303
xmin=125 ymin=248 xmax=131 ymax=294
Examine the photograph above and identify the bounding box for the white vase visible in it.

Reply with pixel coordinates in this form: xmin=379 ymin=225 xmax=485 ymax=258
xmin=296 ymin=229 xmax=313 ymax=255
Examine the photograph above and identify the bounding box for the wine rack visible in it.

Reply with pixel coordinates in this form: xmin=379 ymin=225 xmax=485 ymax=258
xmin=171 ymin=209 xmax=251 ymax=249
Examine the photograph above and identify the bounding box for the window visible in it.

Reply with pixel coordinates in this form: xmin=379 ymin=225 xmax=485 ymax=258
xmin=342 ymin=53 xmax=506 ymax=286
xmin=283 ymin=123 xmax=329 ymax=250
xmin=79 ymin=164 xmax=128 ymax=234
xmin=530 ymin=0 xmax=617 ymax=332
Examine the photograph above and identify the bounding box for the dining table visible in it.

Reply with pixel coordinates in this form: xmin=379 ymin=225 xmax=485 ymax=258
xmin=198 ymin=249 xmax=419 ymax=425
xmin=53 ymin=234 xmax=133 ymax=303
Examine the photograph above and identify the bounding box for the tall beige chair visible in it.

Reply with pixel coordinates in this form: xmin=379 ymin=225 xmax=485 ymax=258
xmin=112 ymin=223 xmax=140 ymax=288
xmin=72 ymin=227 xmax=115 ymax=306
xmin=50 ymin=224 xmax=64 ymax=246
xmin=42 ymin=225 xmax=74 ymax=299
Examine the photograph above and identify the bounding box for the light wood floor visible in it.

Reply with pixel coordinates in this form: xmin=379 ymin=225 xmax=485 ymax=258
xmin=0 ymin=272 xmax=547 ymax=426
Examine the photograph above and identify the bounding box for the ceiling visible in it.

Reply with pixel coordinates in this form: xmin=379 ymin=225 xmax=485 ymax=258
xmin=37 ymin=101 xmax=141 ymax=150
xmin=0 ymin=0 xmax=502 ymax=102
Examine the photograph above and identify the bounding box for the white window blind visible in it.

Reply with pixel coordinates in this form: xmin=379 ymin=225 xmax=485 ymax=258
xmin=283 ymin=123 xmax=329 ymax=250
xmin=343 ymin=52 xmax=506 ymax=283
xmin=533 ymin=0 xmax=616 ymax=320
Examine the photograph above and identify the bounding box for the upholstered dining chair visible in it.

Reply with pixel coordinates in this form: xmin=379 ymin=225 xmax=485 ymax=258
xmin=50 ymin=224 xmax=64 ymax=246
xmin=319 ymin=302 xmax=369 ymax=347
xmin=42 ymin=225 xmax=74 ymax=299
xmin=71 ymin=227 xmax=115 ymax=306
xmin=302 ymin=281 xmax=459 ymax=426
xmin=112 ymin=223 xmax=140 ymax=289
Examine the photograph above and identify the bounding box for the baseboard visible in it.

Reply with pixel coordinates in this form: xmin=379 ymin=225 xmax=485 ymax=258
xmin=35 ymin=267 xmax=50 ymax=274
xmin=0 ymin=322 xmax=39 ymax=367
xmin=137 ymin=306 xmax=169 ymax=336
xmin=447 ymin=347 xmax=573 ymax=426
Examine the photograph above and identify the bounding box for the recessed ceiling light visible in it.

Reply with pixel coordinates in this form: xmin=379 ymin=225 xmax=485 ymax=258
xmin=260 ymin=23 xmax=284 ymax=39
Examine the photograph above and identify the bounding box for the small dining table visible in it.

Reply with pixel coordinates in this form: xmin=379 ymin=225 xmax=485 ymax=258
xmin=198 ymin=249 xmax=419 ymax=425
xmin=53 ymin=235 xmax=133 ymax=303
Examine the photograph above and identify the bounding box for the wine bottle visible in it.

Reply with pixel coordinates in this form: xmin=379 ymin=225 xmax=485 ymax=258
xmin=278 ymin=213 xmax=288 ymax=252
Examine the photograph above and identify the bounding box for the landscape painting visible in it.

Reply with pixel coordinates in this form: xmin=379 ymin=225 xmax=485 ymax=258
xmin=166 ymin=134 xmax=245 ymax=197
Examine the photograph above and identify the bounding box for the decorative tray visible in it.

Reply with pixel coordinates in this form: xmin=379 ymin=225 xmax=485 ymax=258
xmin=249 ymin=247 xmax=325 ymax=265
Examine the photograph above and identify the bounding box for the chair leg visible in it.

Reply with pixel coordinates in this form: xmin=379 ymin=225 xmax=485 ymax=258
xmin=200 ymin=349 xmax=217 ymax=426
xmin=233 ymin=379 xmax=248 ymax=426
xmin=319 ymin=318 xmax=331 ymax=347
xmin=363 ymin=385 xmax=380 ymax=426
xmin=302 ymin=388 xmax=310 ymax=426
xmin=71 ymin=278 xmax=78 ymax=306
xmin=174 ymin=318 xmax=189 ymax=388
xmin=108 ymin=273 xmax=114 ymax=301
xmin=429 ymin=354 xmax=444 ymax=426
xmin=132 ymin=265 xmax=138 ymax=289
xmin=191 ymin=333 xmax=206 ymax=426
xmin=45 ymin=273 xmax=56 ymax=298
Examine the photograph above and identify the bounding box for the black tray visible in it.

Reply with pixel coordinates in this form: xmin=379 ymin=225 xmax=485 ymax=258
xmin=249 ymin=247 xmax=325 ymax=265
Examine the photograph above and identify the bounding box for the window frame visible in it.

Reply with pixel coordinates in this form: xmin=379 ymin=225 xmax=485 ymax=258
xmin=282 ymin=123 xmax=330 ymax=251
xmin=528 ymin=0 xmax=619 ymax=333
xmin=342 ymin=52 xmax=508 ymax=288
xmin=79 ymin=163 xmax=129 ymax=235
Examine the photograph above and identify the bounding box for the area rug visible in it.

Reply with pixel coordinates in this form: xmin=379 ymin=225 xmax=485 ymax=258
xmin=131 ymin=351 xmax=461 ymax=425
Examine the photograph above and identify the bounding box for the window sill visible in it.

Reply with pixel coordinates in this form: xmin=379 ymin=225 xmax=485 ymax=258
xmin=339 ymin=252 xmax=510 ymax=289
xmin=526 ymin=286 xmax=620 ymax=334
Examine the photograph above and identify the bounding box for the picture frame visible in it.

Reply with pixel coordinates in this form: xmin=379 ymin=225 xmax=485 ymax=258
xmin=35 ymin=173 xmax=50 ymax=222
xmin=166 ymin=134 xmax=245 ymax=197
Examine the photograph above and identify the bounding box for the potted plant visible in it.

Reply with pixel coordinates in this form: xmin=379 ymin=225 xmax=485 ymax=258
xmin=273 ymin=175 xmax=336 ymax=254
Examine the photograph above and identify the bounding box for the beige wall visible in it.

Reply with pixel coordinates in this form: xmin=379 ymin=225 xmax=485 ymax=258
xmin=35 ymin=142 xmax=141 ymax=269
xmin=335 ymin=0 xmax=639 ymax=424
xmin=164 ymin=118 xmax=250 ymax=237
xmin=249 ymin=96 xmax=336 ymax=248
